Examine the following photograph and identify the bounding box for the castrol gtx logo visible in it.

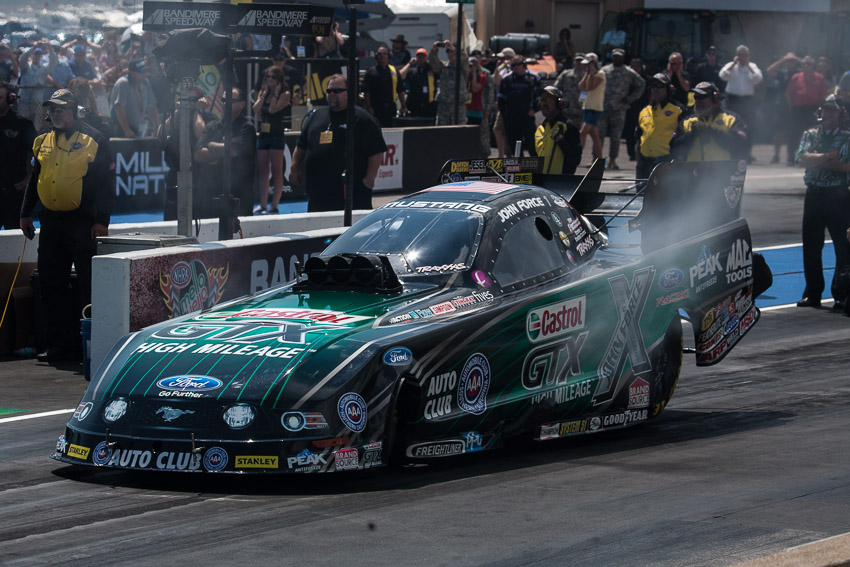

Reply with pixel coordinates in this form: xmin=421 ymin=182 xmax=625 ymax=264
xmin=526 ymin=296 xmax=586 ymax=343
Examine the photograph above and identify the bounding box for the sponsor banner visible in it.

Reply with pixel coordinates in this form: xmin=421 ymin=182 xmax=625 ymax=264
xmin=457 ymin=353 xmax=490 ymax=415
xmin=407 ymin=440 xmax=465 ymax=458
xmin=90 ymin=445 xmax=209 ymax=471
xmin=338 ymin=393 xmax=367 ymax=433
xmin=112 ymin=138 xmax=169 ymax=213
xmin=143 ymin=2 xmax=231 ymax=31
xmin=362 ymin=442 xmax=383 ymax=468
xmin=67 ymin=444 xmax=90 ymax=460
xmin=286 ymin=448 xmax=328 ymax=472
xmin=424 ymin=370 xmax=457 ymax=421
xmin=588 ymin=409 xmax=649 ymax=431
xmin=128 ymin=236 xmax=333 ymax=331
xmin=143 ymin=2 xmax=333 ymax=35
xmin=538 ymin=418 xmax=591 ymax=440
xmin=383 ymin=347 xmax=413 ymax=366
xmin=374 ymin=130 xmax=403 ymax=191
xmin=235 ymin=456 xmax=279 ymax=469
xmin=231 ymin=4 xmax=333 ymax=35
xmin=333 ymin=448 xmax=359 ymax=471
xmin=526 ymin=296 xmax=586 ymax=343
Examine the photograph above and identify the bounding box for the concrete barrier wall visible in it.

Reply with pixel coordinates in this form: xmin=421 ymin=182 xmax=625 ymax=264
xmin=0 ymin=209 xmax=372 ymax=265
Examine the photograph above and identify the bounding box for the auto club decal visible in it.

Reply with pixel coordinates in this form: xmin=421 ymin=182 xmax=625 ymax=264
xmin=594 ymin=266 xmax=655 ymax=406
xmin=160 ymin=258 xmax=229 ymax=318
xmin=457 ymin=353 xmax=490 ymax=415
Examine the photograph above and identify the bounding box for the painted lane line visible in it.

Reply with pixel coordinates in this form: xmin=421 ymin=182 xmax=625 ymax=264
xmin=0 ymin=409 xmax=75 ymax=424
xmin=760 ymin=298 xmax=837 ymax=312
xmin=755 ymin=241 xmax=832 ymax=252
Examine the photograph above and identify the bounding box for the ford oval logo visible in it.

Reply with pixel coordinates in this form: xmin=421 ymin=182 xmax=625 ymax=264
xmin=724 ymin=314 xmax=739 ymax=335
xmin=658 ymin=268 xmax=684 ymax=290
xmin=383 ymin=347 xmax=413 ymax=366
xmin=157 ymin=375 xmax=223 ymax=392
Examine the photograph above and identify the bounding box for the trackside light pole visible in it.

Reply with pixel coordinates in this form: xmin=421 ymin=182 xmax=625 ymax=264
xmin=446 ymin=0 xmax=473 ymax=124
xmin=344 ymin=0 xmax=364 ymax=227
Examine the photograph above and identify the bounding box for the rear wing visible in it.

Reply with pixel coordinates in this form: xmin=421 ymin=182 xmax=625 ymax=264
xmin=436 ymin=157 xmax=748 ymax=234
xmin=437 ymin=156 xmax=610 ymax=208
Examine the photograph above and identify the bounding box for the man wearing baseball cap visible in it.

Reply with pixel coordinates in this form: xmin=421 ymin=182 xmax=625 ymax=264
xmin=20 ymin=88 xmax=114 ymax=362
xmin=671 ymin=81 xmax=747 ymax=162
xmin=794 ymin=93 xmax=850 ymax=309
xmin=636 ymin=73 xmax=684 ymax=180
xmin=18 ymin=43 xmax=57 ymax=132
xmin=400 ymin=47 xmax=437 ymax=119
xmin=110 ymin=59 xmax=159 ymax=138
xmin=555 ymin=53 xmax=585 ymax=129
xmin=535 ymin=86 xmax=580 ymax=174
xmin=598 ymin=47 xmax=645 ymax=170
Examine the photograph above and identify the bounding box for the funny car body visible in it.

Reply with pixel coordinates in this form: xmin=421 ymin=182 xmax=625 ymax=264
xmin=54 ymin=163 xmax=763 ymax=474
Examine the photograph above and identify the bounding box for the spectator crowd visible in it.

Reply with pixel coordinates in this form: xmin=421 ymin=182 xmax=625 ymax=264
xmin=3 ymin=26 xmax=850 ymax=216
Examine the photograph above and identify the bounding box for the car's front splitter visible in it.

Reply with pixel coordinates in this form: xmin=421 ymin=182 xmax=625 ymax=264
xmin=52 ymin=427 xmax=385 ymax=474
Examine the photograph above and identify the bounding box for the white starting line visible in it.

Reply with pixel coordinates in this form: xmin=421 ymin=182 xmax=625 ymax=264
xmin=0 ymin=409 xmax=75 ymax=424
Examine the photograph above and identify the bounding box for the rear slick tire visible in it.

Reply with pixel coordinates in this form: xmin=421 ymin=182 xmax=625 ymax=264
xmin=648 ymin=316 xmax=683 ymax=419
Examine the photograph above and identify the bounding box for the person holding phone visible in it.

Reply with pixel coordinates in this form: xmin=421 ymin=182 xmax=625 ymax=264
xmin=252 ymin=65 xmax=291 ymax=214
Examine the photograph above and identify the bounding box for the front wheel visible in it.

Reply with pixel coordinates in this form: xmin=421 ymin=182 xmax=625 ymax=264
xmin=648 ymin=316 xmax=683 ymax=418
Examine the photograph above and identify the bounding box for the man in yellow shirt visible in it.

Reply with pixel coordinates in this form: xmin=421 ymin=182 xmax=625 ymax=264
xmin=20 ymin=89 xmax=114 ymax=362
xmin=636 ymin=73 xmax=684 ymax=180
xmin=671 ymin=81 xmax=748 ymax=162
xmin=535 ymin=86 xmax=581 ymax=174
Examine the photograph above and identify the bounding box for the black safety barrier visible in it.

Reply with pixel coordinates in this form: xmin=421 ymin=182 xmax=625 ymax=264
xmin=108 ymin=124 xmax=478 ymax=216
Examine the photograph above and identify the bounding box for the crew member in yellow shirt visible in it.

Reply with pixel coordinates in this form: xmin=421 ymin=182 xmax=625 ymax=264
xmin=19 ymin=89 xmax=114 ymax=362
xmin=671 ymin=81 xmax=748 ymax=162
xmin=535 ymin=86 xmax=581 ymax=174
xmin=636 ymin=73 xmax=684 ymax=180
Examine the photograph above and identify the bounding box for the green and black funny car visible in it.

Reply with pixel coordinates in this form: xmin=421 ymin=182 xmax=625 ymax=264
xmin=53 ymin=161 xmax=765 ymax=474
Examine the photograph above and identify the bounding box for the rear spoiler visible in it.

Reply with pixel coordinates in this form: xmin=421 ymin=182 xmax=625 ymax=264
xmin=436 ymin=158 xmax=748 ymax=229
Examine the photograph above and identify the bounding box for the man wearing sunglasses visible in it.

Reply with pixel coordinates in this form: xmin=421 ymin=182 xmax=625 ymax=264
xmin=20 ymin=89 xmax=114 ymax=362
xmin=671 ymin=81 xmax=747 ymax=163
xmin=290 ymin=74 xmax=386 ymax=212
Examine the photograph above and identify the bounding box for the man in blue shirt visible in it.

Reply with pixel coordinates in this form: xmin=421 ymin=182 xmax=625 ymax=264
xmin=69 ymin=45 xmax=97 ymax=80
xmin=794 ymin=94 xmax=850 ymax=308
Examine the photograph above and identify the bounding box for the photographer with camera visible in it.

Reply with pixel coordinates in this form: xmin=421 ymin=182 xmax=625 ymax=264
xmin=577 ymin=52 xmax=605 ymax=166
xmin=430 ymin=39 xmax=469 ymax=126
xmin=535 ymin=86 xmax=581 ymax=174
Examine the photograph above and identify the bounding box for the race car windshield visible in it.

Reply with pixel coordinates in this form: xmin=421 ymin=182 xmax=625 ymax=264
xmin=324 ymin=208 xmax=483 ymax=273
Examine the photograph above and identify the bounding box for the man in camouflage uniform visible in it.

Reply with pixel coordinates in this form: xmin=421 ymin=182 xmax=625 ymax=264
xmin=597 ymin=48 xmax=646 ymax=170
xmin=467 ymin=52 xmax=494 ymax=158
xmin=430 ymin=40 xmax=468 ymax=126
xmin=555 ymin=53 xmax=584 ymax=128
